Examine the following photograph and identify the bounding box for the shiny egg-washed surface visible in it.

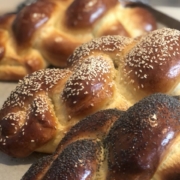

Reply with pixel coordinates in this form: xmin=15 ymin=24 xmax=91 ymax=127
xmin=1 ymin=28 xmax=180 ymax=158
xmin=22 ymin=94 xmax=180 ymax=180
xmin=0 ymin=0 xmax=156 ymax=81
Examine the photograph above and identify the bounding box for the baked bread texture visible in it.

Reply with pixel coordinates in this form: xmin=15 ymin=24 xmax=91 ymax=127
xmin=0 ymin=27 xmax=180 ymax=157
xmin=21 ymin=93 xmax=180 ymax=180
xmin=0 ymin=0 xmax=156 ymax=81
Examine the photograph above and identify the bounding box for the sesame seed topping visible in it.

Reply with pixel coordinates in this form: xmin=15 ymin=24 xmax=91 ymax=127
xmin=30 ymin=95 xmax=50 ymax=117
xmin=68 ymin=35 xmax=133 ymax=65
xmin=2 ymin=68 xmax=71 ymax=109
xmin=122 ymin=28 xmax=180 ymax=89
xmin=62 ymin=55 xmax=113 ymax=103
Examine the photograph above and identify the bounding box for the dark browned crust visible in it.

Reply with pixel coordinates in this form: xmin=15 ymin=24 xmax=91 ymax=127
xmin=22 ymin=94 xmax=180 ymax=180
xmin=21 ymin=155 xmax=53 ymax=180
xmin=55 ymin=108 xmax=124 ymax=153
xmin=22 ymin=109 xmax=123 ymax=179
xmin=23 ymin=140 xmax=103 ymax=180
xmin=44 ymin=140 xmax=102 ymax=180
xmin=106 ymin=93 xmax=180 ymax=179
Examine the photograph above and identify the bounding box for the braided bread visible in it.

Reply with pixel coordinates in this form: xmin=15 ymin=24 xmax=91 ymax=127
xmin=21 ymin=93 xmax=180 ymax=180
xmin=0 ymin=0 xmax=156 ymax=81
xmin=0 ymin=27 xmax=180 ymax=158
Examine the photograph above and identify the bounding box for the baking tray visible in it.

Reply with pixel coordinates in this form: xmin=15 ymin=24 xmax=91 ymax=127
xmin=0 ymin=2 xmax=180 ymax=179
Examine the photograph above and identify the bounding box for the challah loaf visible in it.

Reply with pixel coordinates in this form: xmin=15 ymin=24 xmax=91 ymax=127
xmin=21 ymin=93 xmax=180 ymax=180
xmin=0 ymin=0 xmax=156 ymax=81
xmin=0 ymin=27 xmax=180 ymax=157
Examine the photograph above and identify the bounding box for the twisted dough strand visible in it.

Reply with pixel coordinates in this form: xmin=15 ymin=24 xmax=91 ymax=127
xmin=22 ymin=94 xmax=180 ymax=180
xmin=0 ymin=28 xmax=180 ymax=158
xmin=0 ymin=0 xmax=156 ymax=80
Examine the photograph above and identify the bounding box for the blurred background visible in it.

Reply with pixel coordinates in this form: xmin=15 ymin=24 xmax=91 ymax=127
xmin=150 ymin=0 xmax=180 ymax=21
xmin=0 ymin=0 xmax=179 ymax=15
xmin=150 ymin=0 xmax=180 ymax=6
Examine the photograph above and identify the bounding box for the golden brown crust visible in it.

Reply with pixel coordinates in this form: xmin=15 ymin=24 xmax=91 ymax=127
xmin=0 ymin=0 xmax=157 ymax=81
xmin=122 ymin=28 xmax=180 ymax=98
xmin=12 ymin=0 xmax=56 ymax=46
xmin=0 ymin=32 xmax=6 ymax=60
xmin=65 ymin=0 xmax=118 ymax=28
xmin=118 ymin=6 xmax=157 ymax=37
xmin=40 ymin=31 xmax=82 ymax=67
xmin=0 ymin=60 xmax=129 ymax=157
xmin=98 ymin=21 xmax=130 ymax=37
xmin=1 ymin=28 xmax=180 ymax=157
xmin=0 ymin=13 xmax=15 ymax=30
xmin=21 ymin=94 xmax=180 ymax=180
xmin=67 ymin=35 xmax=135 ymax=67
xmin=67 ymin=28 xmax=180 ymax=104
xmin=62 ymin=56 xmax=115 ymax=115
xmin=0 ymin=68 xmax=72 ymax=157
xmin=0 ymin=34 xmax=134 ymax=156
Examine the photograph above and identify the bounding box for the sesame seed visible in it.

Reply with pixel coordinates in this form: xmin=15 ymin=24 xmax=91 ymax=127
xmin=122 ymin=28 xmax=180 ymax=89
xmin=2 ymin=68 xmax=71 ymax=110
